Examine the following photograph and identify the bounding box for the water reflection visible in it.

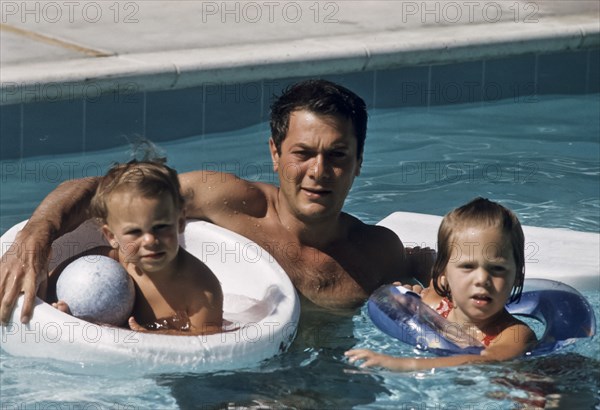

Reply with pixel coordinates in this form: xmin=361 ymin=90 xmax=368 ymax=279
xmin=159 ymin=299 xmax=388 ymax=408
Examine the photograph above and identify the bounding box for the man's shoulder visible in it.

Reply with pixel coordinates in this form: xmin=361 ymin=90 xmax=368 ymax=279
xmin=182 ymin=170 xmax=276 ymax=219
xmin=344 ymin=213 xmax=402 ymax=246
xmin=228 ymin=179 xmax=277 ymax=216
xmin=340 ymin=213 xmax=408 ymax=289
xmin=343 ymin=213 xmax=405 ymax=267
xmin=184 ymin=170 xmax=273 ymax=193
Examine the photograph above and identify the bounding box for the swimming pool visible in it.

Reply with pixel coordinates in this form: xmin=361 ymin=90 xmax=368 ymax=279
xmin=1 ymin=92 xmax=598 ymax=408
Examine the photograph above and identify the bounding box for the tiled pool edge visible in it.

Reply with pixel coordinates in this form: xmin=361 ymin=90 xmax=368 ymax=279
xmin=1 ymin=15 xmax=598 ymax=106
xmin=1 ymin=47 xmax=599 ymax=159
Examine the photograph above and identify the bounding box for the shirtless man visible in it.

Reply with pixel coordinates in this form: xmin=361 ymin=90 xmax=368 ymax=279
xmin=1 ymin=79 xmax=423 ymax=324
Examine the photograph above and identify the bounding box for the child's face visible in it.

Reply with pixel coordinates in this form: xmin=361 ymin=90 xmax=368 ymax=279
xmin=102 ymin=190 xmax=185 ymax=274
xmin=443 ymin=226 xmax=516 ymax=325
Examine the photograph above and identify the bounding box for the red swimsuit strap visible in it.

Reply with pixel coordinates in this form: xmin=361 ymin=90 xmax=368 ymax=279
xmin=435 ymin=297 xmax=499 ymax=346
xmin=435 ymin=297 xmax=453 ymax=319
xmin=481 ymin=334 xmax=498 ymax=347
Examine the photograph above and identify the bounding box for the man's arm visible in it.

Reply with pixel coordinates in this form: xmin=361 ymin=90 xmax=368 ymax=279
xmin=1 ymin=169 xmax=265 ymax=324
xmin=179 ymin=170 xmax=269 ymax=224
xmin=372 ymin=225 xmax=409 ymax=286
xmin=404 ymin=246 xmax=436 ymax=286
xmin=0 ymin=177 xmax=99 ymax=323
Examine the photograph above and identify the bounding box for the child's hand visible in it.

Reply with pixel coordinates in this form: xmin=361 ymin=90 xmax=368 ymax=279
xmin=345 ymin=349 xmax=391 ymax=368
xmin=128 ymin=316 xmax=147 ymax=332
xmin=392 ymin=281 xmax=424 ymax=295
xmin=51 ymin=300 xmax=71 ymax=314
xmin=346 ymin=349 xmax=417 ymax=371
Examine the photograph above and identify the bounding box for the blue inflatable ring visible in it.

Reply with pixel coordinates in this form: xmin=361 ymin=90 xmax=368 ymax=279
xmin=367 ymin=278 xmax=596 ymax=356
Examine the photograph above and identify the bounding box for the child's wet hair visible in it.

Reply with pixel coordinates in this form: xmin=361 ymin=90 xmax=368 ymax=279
xmin=90 ymin=159 xmax=185 ymax=222
xmin=431 ymin=197 xmax=525 ymax=303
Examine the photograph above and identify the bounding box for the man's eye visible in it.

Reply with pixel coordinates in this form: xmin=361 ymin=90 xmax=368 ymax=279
xmin=329 ymin=151 xmax=347 ymax=158
xmin=293 ymin=151 xmax=311 ymax=159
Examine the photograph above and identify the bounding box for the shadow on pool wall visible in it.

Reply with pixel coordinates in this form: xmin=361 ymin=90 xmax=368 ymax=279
xmin=0 ymin=48 xmax=598 ymax=161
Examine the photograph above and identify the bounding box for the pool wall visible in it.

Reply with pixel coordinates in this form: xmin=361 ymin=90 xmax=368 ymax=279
xmin=1 ymin=46 xmax=598 ymax=161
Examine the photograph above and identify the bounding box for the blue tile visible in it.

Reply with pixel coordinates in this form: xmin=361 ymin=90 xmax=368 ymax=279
xmin=484 ymin=54 xmax=536 ymax=102
xmin=203 ymin=81 xmax=262 ymax=134
xmin=375 ymin=66 xmax=429 ymax=108
xmin=322 ymin=71 xmax=375 ymax=109
xmin=23 ymin=99 xmax=84 ymax=158
xmin=0 ymin=104 xmax=21 ymax=160
xmin=261 ymin=75 xmax=374 ymax=120
xmin=146 ymin=86 xmax=203 ymax=141
xmin=430 ymin=61 xmax=484 ymax=106
xmin=588 ymin=48 xmax=599 ymax=93
xmin=538 ymin=50 xmax=588 ymax=95
xmin=85 ymin=91 xmax=144 ymax=151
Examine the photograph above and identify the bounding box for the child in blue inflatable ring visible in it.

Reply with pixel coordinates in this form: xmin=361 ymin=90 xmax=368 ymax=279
xmin=346 ymin=197 xmax=537 ymax=371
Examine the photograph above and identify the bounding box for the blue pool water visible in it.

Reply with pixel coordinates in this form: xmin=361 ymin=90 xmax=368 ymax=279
xmin=1 ymin=94 xmax=599 ymax=409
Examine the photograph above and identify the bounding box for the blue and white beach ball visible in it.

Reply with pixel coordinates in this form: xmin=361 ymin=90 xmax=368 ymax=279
xmin=56 ymin=255 xmax=135 ymax=326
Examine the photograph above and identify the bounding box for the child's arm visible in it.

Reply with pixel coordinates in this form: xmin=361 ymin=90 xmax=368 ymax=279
xmin=186 ymin=288 xmax=224 ymax=335
xmin=345 ymin=349 xmax=490 ymax=371
xmin=181 ymin=254 xmax=224 ymax=335
xmin=346 ymin=321 xmax=536 ymax=372
xmin=127 ymin=293 xmax=223 ymax=336
xmin=481 ymin=321 xmax=536 ymax=361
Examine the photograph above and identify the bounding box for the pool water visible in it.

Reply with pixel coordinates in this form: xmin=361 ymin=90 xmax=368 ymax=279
xmin=1 ymin=94 xmax=599 ymax=409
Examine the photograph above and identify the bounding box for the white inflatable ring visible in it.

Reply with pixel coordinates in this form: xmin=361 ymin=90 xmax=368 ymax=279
xmin=0 ymin=219 xmax=300 ymax=374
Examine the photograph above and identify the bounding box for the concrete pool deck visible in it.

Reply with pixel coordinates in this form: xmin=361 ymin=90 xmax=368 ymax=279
xmin=1 ymin=0 xmax=599 ymax=104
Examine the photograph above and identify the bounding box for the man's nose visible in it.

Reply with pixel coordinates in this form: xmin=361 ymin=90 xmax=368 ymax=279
xmin=310 ymin=154 xmax=331 ymax=181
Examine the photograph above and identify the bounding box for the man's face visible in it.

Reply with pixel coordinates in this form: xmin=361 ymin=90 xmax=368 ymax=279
xmin=269 ymin=110 xmax=362 ymax=223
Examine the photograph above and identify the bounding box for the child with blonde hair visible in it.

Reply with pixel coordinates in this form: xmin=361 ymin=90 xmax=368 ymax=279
xmin=53 ymin=160 xmax=223 ymax=335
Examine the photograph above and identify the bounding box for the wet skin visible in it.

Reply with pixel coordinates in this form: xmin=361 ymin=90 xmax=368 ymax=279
xmin=0 ymin=110 xmax=410 ymax=322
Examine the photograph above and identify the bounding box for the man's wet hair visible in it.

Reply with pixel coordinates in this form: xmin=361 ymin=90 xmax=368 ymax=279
xmin=270 ymin=79 xmax=368 ymax=158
